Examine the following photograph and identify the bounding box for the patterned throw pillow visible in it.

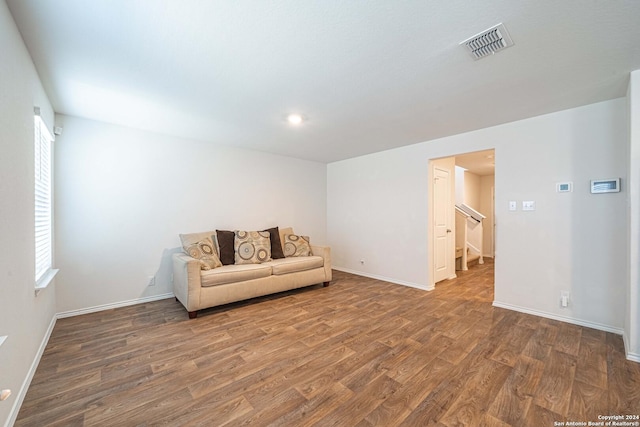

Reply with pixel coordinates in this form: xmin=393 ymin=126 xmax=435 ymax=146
xmin=283 ymin=234 xmax=312 ymax=257
xmin=181 ymin=236 xmax=222 ymax=270
xmin=234 ymin=231 xmax=272 ymax=264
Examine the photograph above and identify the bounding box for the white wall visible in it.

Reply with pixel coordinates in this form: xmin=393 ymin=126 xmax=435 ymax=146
xmin=463 ymin=170 xmax=481 ymax=210
xmin=328 ymin=146 xmax=431 ymax=288
xmin=480 ymin=175 xmax=495 ymax=257
xmin=328 ymin=98 xmax=628 ymax=332
xmin=628 ymin=70 xmax=640 ymax=360
xmin=461 ymin=170 xmax=483 ymax=258
xmin=454 ymin=168 xmax=494 ymax=258
xmin=0 ymin=3 xmax=57 ymax=425
xmin=54 ymin=115 xmax=327 ymax=313
xmin=454 ymin=166 xmax=465 ymax=205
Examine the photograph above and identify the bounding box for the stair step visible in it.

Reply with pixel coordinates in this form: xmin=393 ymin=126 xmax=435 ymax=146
xmin=467 ymin=254 xmax=480 ymax=267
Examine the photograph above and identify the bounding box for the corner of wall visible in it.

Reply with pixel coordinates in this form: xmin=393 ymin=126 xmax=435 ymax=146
xmin=625 ymin=69 xmax=640 ymax=361
xmin=4 ymin=315 xmax=56 ymax=427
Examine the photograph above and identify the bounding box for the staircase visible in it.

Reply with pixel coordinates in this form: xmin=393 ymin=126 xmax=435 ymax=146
xmin=456 ymin=247 xmax=481 ymax=271
xmin=455 ymin=204 xmax=485 ymax=271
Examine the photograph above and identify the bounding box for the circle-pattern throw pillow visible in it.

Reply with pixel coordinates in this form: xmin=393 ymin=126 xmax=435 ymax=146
xmin=234 ymin=230 xmax=272 ymax=264
xmin=182 ymin=237 xmax=222 ymax=270
xmin=283 ymin=234 xmax=312 ymax=257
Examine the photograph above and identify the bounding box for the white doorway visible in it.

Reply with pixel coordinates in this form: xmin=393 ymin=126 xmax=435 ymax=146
xmin=429 ymin=149 xmax=496 ymax=288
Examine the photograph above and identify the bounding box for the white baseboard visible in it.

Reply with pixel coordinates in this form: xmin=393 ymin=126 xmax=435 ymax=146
xmin=6 ymin=315 xmax=57 ymax=427
xmin=333 ymin=267 xmax=433 ymax=291
xmin=622 ymin=332 xmax=640 ymax=363
xmin=56 ymin=293 xmax=175 ymax=319
xmin=626 ymin=352 xmax=640 ymax=363
xmin=492 ymin=301 xmax=625 ymax=336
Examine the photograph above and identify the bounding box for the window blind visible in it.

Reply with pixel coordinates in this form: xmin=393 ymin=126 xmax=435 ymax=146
xmin=34 ymin=114 xmax=54 ymax=284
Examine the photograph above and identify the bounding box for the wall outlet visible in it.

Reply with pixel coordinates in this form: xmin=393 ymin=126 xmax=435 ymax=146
xmin=147 ymin=275 xmax=156 ymax=287
xmin=560 ymin=291 xmax=570 ymax=308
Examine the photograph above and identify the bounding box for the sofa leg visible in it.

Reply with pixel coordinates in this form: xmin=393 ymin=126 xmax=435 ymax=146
xmin=323 ymin=281 xmax=331 ymax=287
xmin=188 ymin=311 xmax=198 ymax=319
xmin=175 ymin=297 xmax=178 ymax=302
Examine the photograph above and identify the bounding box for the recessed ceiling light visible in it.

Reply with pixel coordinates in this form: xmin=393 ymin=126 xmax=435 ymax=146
xmin=287 ymin=114 xmax=304 ymax=125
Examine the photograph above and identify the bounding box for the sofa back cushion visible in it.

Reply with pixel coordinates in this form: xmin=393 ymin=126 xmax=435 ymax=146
xmin=279 ymin=227 xmax=293 ymax=245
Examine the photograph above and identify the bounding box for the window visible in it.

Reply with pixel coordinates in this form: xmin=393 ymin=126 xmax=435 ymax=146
xmin=34 ymin=108 xmax=58 ymax=289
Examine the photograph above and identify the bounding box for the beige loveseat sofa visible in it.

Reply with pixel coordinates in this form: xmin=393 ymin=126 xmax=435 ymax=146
xmin=173 ymin=227 xmax=331 ymax=318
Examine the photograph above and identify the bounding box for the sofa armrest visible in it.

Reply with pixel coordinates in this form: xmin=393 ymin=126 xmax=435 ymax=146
xmin=172 ymin=253 xmax=202 ymax=312
xmin=311 ymin=245 xmax=332 ymax=282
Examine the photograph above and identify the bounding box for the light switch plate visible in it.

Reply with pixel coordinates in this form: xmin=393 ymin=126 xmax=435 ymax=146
xmin=522 ymin=201 xmax=535 ymax=211
xmin=508 ymin=201 xmax=517 ymax=211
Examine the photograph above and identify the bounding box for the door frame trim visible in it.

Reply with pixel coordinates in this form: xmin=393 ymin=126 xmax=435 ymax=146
xmin=427 ymin=158 xmax=436 ymax=291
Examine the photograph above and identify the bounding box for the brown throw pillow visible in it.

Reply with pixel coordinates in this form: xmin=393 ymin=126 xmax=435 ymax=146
xmin=262 ymin=226 xmax=285 ymax=259
xmin=216 ymin=230 xmax=236 ymax=265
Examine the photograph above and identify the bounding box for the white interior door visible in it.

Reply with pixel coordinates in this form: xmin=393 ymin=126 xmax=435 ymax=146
xmin=433 ymin=159 xmax=455 ymax=283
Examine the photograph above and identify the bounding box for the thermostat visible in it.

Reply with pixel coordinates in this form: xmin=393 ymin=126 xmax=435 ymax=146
xmin=590 ymin=178 xmax=620 ymax=193
xmin=556 ymin=182 xmax=573 ymax=193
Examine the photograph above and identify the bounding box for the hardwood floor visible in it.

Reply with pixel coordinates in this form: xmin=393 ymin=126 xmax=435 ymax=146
xmin=16 ymin=259 xmax=640 ymax=426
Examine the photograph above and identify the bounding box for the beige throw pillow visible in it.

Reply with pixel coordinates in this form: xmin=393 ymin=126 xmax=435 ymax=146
xmin=234 ymin=231 xmax=272 ymax=264
xmin=179 ymin=234 xmax=222 ymax=270
xmin=283 ymin=234 xmax=312 ymax=257
xmin=279 ymin=227 xmax=294 ymax=245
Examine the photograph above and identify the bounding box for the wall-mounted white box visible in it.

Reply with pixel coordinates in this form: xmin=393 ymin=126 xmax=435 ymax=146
xmin=590 ymin=178 xmax=620 ymax=193
xmin=522 ymin=201 xmax=536 ymax=211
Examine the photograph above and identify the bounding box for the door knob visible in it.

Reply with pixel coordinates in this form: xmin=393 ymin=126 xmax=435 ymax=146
xmin=446 ymin=229 xmax=452 ymax=233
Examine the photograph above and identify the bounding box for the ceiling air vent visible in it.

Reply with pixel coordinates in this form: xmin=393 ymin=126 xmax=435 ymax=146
xmin=460 ymin=23 xmax=514 ymax=60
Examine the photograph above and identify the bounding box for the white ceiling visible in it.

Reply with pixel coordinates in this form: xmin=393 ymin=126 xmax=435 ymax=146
xmin=7 ymin=1 xmax=640 ymax=163
xmin=455 ymin=149 xmax=495 ymax=176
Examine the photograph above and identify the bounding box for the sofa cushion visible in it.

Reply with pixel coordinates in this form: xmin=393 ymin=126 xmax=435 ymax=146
xmin=283 ymin=234 xmax=313 ymax=257
xmin=179 ymin=232 xmax=222 ymax=270
xmin=262 ymin=226 xmax=285 ymax=259
xmin=265 ymin=256 xmax=324 ymax=275
xmin=279 ymin=227 xmax=293 ymax=246
xmin=216 ymin=230 xmax=236 ymax=265
xmin=234 ymin=230 xmax=272 ymax=264
xmin=200 ymin=263 xmax=272 ymax=287
xmin=179 ymin=231 xmax=217 ymax=253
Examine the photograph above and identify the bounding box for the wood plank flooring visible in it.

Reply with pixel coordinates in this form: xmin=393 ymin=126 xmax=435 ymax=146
xmin=16 ymin=260 xmax=640 ymax=426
